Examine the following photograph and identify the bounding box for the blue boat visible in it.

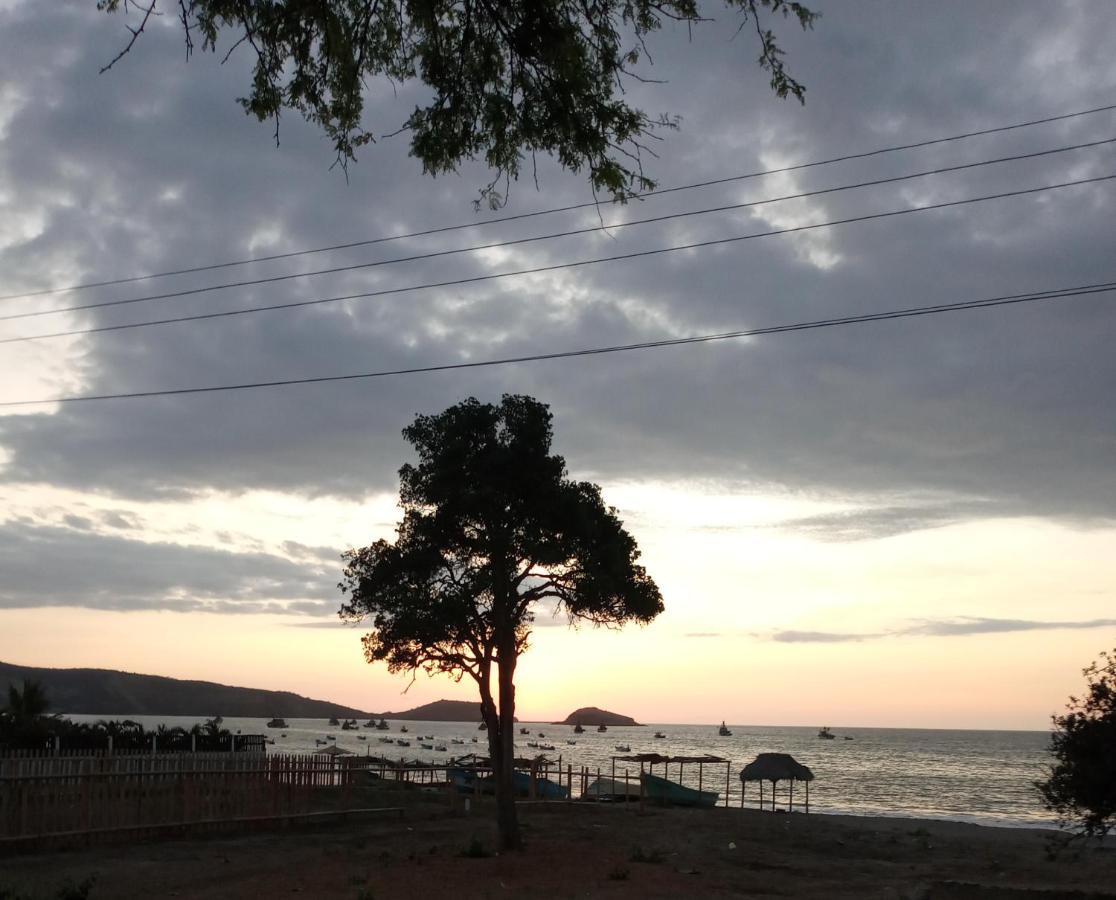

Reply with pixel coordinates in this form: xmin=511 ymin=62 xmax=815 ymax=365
xmin=640 ymin=771 xmax=719 ymax=808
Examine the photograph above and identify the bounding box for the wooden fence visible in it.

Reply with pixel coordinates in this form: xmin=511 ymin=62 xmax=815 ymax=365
xmin=0 ymin=753 xmax=361 ymax=841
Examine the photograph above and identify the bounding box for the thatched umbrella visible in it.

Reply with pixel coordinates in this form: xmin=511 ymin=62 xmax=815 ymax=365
xmin=314 ymin=743 xmax=354 ymax=757
xmin=739 ymin=753 xmax=815 ymax=813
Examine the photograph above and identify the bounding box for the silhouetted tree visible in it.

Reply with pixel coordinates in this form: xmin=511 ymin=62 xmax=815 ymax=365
xmin=339 ymin=395 xmax=663 ymax=850
xmin=1038 ymin=648 xmax=1116 ymax=841
xmin=3 ymin=679 xmax=50 ymax=724
xmin=97 ymin=0 xmax=817 ymax=204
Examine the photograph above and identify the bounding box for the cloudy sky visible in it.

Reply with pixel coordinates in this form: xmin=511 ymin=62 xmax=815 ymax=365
xmin=1 ymin=1 xmax=1113 ymax=729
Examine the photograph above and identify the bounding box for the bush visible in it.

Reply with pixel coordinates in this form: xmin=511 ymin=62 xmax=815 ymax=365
xmin=1037 ymin=648 xmax=1116 ymax=841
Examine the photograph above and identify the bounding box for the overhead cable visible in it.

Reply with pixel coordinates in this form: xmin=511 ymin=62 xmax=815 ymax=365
xmin=3 ymin=281 xmax=1112 ymax=407
xmin=5 ymin=173 xmax=1113 ymax=346
xmin=6 ymin=136 xmax=1112 ymax=323
xmin=2 ymin=101 xmax=1114 ymax=303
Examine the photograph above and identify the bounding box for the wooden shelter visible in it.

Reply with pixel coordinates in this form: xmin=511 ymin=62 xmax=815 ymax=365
xmin=739 ymin=752 xmax=815 ymax=813
xmin=611 ymin=753 xmax=730 ymax=807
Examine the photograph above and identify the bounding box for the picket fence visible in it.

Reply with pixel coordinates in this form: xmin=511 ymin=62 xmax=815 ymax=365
xmin=0 ymin=752 xmax=361 ymax=841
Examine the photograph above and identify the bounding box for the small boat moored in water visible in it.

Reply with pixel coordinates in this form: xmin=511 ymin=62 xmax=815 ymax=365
xmin=266 ymin=717 xmax=288 ymax=729
xmin=654 ymin=731 xmax=666 ymax=739
xmin=614 ymin=744 xmax=631 ymax=752
xmin=818 ymin=726 xmax=835 ymax=740
xmin=718 ymin=721 xmax=733 ymax=736
xmin=597 ymin=723 xmax=608 ymax=732
xmin=641 ymin=771 xmax=719 ymax=808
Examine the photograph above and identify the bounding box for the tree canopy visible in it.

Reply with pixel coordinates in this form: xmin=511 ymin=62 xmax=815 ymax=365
xmin=98 ymin=0 xmax=818 ymax=204
xmin=1038 ymin=648 xmax=1116 ymax=842
xmin=339 ymin=394 xmax=662 ymax=849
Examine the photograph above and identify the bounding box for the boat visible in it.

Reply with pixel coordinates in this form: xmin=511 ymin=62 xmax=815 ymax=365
xmin=718 ymin=721 xmax=732 ymax=736
xmin=537 ymin=732 xmax=545 ymax=738
xmin=539 ymin=743 xmax=556 ymax=751
xmin=520 ymin=728 xmax=530 ymax=735
xmin=526 ymin=741 xmax=539 ymax=748
xmin=420 ymin=742 xmax=433 ymax=750
xmin=448 ymin=768 xmax=569 ymax=800
xmin=582 ymin=777 xmax=641 ymax=802
xmin=315 ymin=739 xmax=327 ymax=746
xmin=614 ymin=744 xmax=631 ymax=752
xmin=573 ymin=722 xmax=584 ymax=734
xmin=363 ymin=719 xmax=376 ymax=728
xmin=375 ymin=718 xmax=390 ymax=730
xmin=266 ymin=717 xmax=288 ymax=729
xmin=396 ymin=739 xmax=410 ymax=747
xmin=597 ymin=724 xmax=607 ymax=732
xmin=654 ymin=732 xmax=666 ymax=739
xmin=434 ymin=744 xmax=447 ymax=752
xmin=451 ymin=738 xmax=465 ymax=745
xmin=379 ymin=736 xmax=394 ymax=744
xmin=341 ymin=719 xmax=358 ymax=730
xmin=818 ymin=726 xmax=835 ymax=740
xmin=470 ymin=736 xmax=478 ymax=743
xmin=641 ymin=771 xmax=719 ymax=808
xmin=357 ymin=735 xmax=367 ymax=741
xmin=400 ymin=726 xmax=409 ymax=733
xmin=567 ymin=740 xmax=577 ymax=746
xmin=326 ymin=735 xmax=336 ymax=741
xmin=329 ymin=717 xmax=340 ymax=726
xmin=478 ymin=722 xmax=487 ymax=731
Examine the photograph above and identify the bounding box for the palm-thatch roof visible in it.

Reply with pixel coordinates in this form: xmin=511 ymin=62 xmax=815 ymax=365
xmin=740 ymin=752 xmax=814 ymax=783
xmin=314 ymin=743 xmax=355 ymax=757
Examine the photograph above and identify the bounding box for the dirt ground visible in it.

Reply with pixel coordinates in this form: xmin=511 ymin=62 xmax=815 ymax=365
xmin=3 ymin=789 xmax=1115 ymax=899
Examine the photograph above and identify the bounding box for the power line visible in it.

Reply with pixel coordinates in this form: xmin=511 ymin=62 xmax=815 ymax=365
xmin=5 ymin=173 xmax=1113 ymax=346
xmin=4 ymin=281 xmax=1112 ymax=407
xmin=2 ymin=101 xmax=1114 ymax=304
xmin=7 ymin=136 xmax=1112 ymax=324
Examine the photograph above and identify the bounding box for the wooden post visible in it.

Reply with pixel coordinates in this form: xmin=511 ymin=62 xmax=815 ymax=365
xmin=725 ymin=762 xmax=730 ymax=809
xmin=740 ymin=780 xmax=745 ymax=808
xmin=805 ymin=780 xmax=809 ymax=814
xmin=789 ymin=779 xmax=794 ymax=812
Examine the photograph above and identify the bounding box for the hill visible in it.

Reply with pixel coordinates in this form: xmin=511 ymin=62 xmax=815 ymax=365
xmin=380 ymin=699 xmax=521 ymax=722
xmin=555 ymin=706 xmax=642 ymax=727
xmin=0 ymin=661 xmax=372 ymax=719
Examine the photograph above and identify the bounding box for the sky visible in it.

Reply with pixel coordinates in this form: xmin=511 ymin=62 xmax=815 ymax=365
xmin=0 ymin=1 xmax=1113 ymax=730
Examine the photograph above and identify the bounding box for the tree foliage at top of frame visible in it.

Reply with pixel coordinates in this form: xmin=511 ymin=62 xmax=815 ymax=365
xmin=98 ymin=0 xmax=818 ymax=205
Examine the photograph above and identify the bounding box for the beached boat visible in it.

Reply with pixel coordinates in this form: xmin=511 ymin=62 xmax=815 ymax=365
xmin=818 ymin=726 xmax=835 ymax=740
xmin=640 ymin=771 xmax=719 ymax=809
xmin=582 ymin=777 xmax=641 ymax=802
xmin=718 ymin=721 xmax=733 ymax=736
xmin=266 ymin=717 xmax=288 ymax=729
xmin=449 ymin=768 xmax=570 ymax=800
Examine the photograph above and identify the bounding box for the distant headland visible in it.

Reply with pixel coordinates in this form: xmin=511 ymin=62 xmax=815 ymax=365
xmin=553 ymin=706 xmax=642 ymax=727
xmin=1 ymin=661 xmax=636 ymax=725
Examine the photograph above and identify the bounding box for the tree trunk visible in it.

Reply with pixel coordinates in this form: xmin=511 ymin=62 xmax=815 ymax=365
xmin=493 ymin=637 xmax=521 ymax=850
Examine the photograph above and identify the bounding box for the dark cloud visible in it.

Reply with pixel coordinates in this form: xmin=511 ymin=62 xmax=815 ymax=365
xmin=0 ymin=519 xmax=337 ymax=613
xmin=0 ymin=0 xmax=1114 ymax=532
xmin=769 ymin=617 xmax=1116 ymax=643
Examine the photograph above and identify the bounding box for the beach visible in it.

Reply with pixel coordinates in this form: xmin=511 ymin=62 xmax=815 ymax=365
xmin=3 ymin=791 xmax=1113 ymax=899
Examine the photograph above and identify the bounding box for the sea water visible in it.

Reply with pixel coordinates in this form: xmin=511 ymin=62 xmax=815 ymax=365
xmin=63 ymin=715 xmax=1055 ymax=829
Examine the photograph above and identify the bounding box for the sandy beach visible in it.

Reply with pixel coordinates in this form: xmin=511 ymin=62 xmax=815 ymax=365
xmin=2 ymin=789 xmax=1114 ymax=899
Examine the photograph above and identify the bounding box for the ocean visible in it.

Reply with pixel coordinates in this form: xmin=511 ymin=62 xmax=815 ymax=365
xmin=65 ymin=715 xmax=1056 ymax=830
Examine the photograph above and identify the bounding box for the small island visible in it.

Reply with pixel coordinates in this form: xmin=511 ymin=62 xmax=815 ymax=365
xmin=553 ymin=706 xmax=642 ymax=727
